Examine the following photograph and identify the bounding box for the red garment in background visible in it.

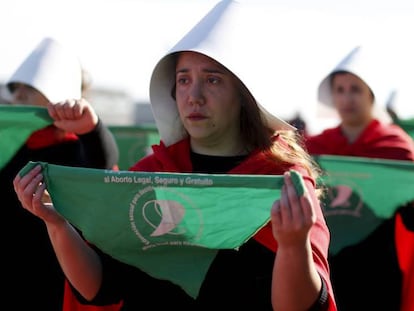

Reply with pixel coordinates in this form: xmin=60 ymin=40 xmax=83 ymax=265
xmin=396 ymin=212 xmax=414 ymax=311
xmin=306 ymin=118 xmax=414 ymax=311
xmin=26 ymin=125 xmax=78 ymax=149
xmin=305 ymin=119 xmax=414 ymax=161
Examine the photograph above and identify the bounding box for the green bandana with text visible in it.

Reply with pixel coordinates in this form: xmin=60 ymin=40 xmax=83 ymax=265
xmin=20 ymin=161 xmax=291 ymax=298
xmin=314 ymin=155 xmax=414 ymax=255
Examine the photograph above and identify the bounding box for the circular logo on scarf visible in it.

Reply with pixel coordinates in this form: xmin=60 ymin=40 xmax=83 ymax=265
xmin=129 ymin=186 xmax=203 ymax=249
xmin=321 ymin=177 xmax=384 ymax=255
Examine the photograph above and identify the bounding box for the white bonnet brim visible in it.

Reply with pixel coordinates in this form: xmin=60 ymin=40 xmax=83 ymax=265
xmin=7 ymin=37 xmax=82 ymax=103
xmin=149 ymin=0 xmax=294 ymax=147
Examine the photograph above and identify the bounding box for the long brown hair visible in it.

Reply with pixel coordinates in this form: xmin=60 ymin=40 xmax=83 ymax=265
xmin=237 ymin=78 xmax=324 ymax=195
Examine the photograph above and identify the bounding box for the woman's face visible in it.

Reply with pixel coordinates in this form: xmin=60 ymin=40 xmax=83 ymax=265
xmin=331 ymin=72 xmax=374 ymax=126
xmin=175 ymin=51 xmax=242 ymax=154
xmin=9 ymin=83 xmax=49 ymax=107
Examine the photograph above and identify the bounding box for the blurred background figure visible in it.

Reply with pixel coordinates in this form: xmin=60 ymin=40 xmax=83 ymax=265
xmin=305 ymin=45 xmax=414 ymax=311
xmin=0 ymin=84 xmax=11 ymax=103
xmin=385 ymin=89 xmax=400 ymax=122
xmin=386 ymin=89 xmax=414 ymax=140
xmin=1 ymin=36 xmax=119 ymax=310
xmin=287 ymin=112 xmax=308 ymax=138
xmin=81 ymin=67 xmax=93 ymax=99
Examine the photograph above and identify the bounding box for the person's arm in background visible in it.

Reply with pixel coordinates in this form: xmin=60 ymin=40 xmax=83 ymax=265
xmin=77 ymin=119 xmax=119 ymax=170
xmin=48 ymin=99 xmax=119 ymax=169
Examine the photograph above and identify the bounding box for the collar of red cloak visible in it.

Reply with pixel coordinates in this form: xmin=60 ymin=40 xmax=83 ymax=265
xmin=26 ymin=125 xmax=78 ymax=149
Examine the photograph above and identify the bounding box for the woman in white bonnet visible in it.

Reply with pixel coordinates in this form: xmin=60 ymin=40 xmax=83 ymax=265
xmin=3 ymin=36 xmax=118 ymax=310
xmin=305 ymin=45 xmax=414 ymax=311
xmin=14 ymin=2 xmax=336 ymax=310
xmin=306 ymin=45 xmax=414 ymax=159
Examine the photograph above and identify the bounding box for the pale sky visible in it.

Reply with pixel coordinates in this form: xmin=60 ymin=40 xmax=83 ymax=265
xmin=1 ymin=0 xmax=413 ymax=132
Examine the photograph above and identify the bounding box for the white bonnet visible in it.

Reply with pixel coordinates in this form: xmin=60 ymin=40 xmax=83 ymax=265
xmin=317 ymin=45 xmax=393 ymax=122
xmin=7 ymin=37 xmax=82 ymax=103
xmin=149 ymin=0 xmax=294 ymax=147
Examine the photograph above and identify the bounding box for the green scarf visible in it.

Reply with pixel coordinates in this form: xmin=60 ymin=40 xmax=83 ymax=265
xmin=0 ymin=105 xmax=52 ymax=168
xmin=20 ymin=161 xmax=298 ymax=298
xmin=314 ymin=155 xmax=414 ymax=255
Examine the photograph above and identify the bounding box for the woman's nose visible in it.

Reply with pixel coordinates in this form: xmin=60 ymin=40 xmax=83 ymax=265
xmin=188 ymin=81 xmax=205 ymax=105
xmin=344 ymin=91 xmax=356 ymax=103
xmin=336 ymin=91 xmax=353 ymax=104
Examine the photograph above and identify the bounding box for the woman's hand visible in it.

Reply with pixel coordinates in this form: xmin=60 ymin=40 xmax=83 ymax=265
xmin=271 ymin=171 xmax=317 ymax=248
xmin=13 ymin=164 xmax=65 ymax=226
xmin=48 ymin=98 xmax=99 ymax=135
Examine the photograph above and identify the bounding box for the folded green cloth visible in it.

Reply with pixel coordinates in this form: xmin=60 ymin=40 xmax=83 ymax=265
xmin=314 ymin=155 xmax=414 ymax=255
xmin=396 ymin=118 xmax=414 ymax=139
xmin=20 ymin=161 xmax=290 ymax=298
xmin=0 ymin=105 xmax=52 ymax=168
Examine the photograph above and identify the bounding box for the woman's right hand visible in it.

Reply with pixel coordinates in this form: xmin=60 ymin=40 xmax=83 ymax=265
xmin=13 ymin=164 xmax=66 ymax=226
xmin=48 ymin=99 xmax=99 ymax=135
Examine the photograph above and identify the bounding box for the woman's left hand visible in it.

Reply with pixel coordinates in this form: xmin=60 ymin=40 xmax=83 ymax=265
xmin=270 ymin=171 xmax=317 ymax=247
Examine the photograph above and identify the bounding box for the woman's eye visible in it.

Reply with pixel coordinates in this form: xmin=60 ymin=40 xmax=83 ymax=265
xmin=177 ymin=77 xmax=188 ymax=85
xmin=333 ymin=87 xmax=344 ymax=94
xmin=207 ymin=77 xmax=219 ymax=84
xmin=351 ymin=86 xmax=362 ymax=94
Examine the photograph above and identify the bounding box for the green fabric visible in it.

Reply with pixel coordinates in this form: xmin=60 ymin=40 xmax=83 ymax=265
xmin=20 ymin=161 xmax=291 ymax=298
xmin=0 ymin=104 xmax=52 ymax=168
xmin=314 ymin=155 xmax=414 ymax=255
xmin=108 ymin=125 xmax=160 ymax=170
xmin=395 ymin=118 xmax=414 ymax=139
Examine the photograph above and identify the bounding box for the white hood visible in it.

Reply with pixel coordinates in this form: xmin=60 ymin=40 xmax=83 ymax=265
xmin=7 ymin=37 xmax=82 ymax=103
xmin=318 ymin=45 xmax=392 ymax=122
xmin=149 ymin=0 xmax=294 ymax=147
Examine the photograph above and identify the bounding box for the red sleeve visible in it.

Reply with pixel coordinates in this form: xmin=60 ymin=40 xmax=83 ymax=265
xmin=361 ymin=122 xmax=414 ymax=161
xmin=62 ymin=280 xmax=123 ymax=311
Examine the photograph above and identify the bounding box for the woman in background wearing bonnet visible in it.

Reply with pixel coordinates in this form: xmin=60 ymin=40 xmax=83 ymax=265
xmin=2 ymin=36 xmax=118 ymax=310
xmin=305 ymin=45 xmax=414 ymax=311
